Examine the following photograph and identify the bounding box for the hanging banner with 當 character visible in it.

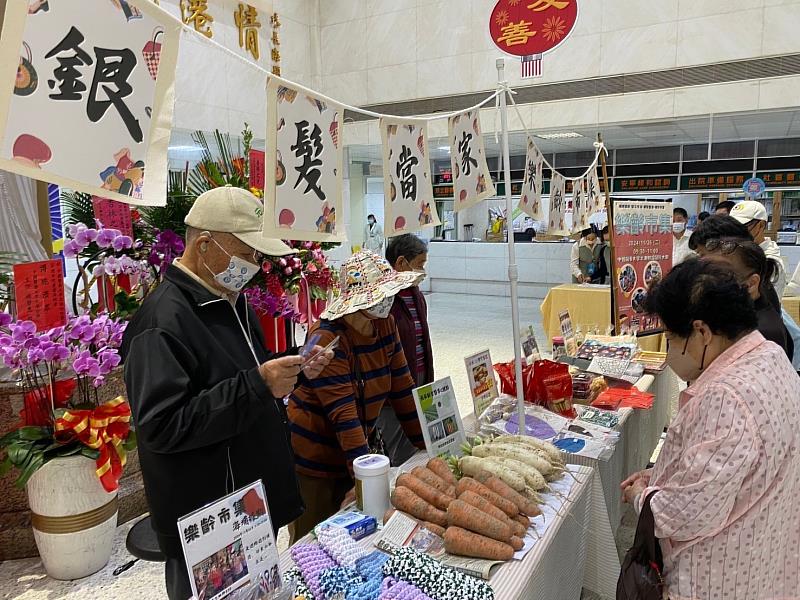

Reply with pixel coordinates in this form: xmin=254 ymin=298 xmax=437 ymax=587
xmin=571 ymin=176 xmax=589 ymax=234
xmin=518 ymin=137 xmax=544 ymax=220
xmin=448 ymin=109 xmax=494 ymax=213
xmin=547 ymin=171 xmax=569 ymax=236
xmin=612 ymin=200 xmax=673 ymax=336
xmin=263 ymin=79 xmax=344 ymax=243
xmin=381 ymin=117 xmax=441 ymax=237
xmin=0 ymin=0 xmax=180 ymax=206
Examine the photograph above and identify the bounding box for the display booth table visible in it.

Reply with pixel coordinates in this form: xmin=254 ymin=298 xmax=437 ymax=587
xmin=785 ymin=296 xmax=800 ymax=325
xmin=280 ymin=459 xmax=620 ymax=600
xmin=540 ymin=284 xmax=664 ymax=352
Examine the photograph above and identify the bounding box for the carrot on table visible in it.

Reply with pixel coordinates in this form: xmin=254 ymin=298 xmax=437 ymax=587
xmin=421 ymin=521 xmax=446 ymax=537
xmin=474 ymin=471 xmax=540 ymax=517
xmin=411 ymin=466 xmax=456 ymax=497
xmin=509 ymin=535 xmax=524 ymax=551
xmin=512 ymin=513 xmax=534 ymax=529
xmin=446 ymin=499 xmax=512 ymax=543
xmin=427 ymin=456 xmax=457 ymax=486
xmin=456 ymin=477 xmax=519 ymax=518
xmin=443 ymin=526 xmax=514 ymax=561
xmin=383 ymin=508 xmax=396 ymax=524
xmin=457 ymin=490 xmax=525 ymax=537
xmin=396 ymin=473 xmax=453 ymax=511
xmin=391 ymin=486 xmax=448 ymax=527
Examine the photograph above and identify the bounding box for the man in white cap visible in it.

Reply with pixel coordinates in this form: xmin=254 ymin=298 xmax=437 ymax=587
xmin=121 ymin=186 xmax=333 ymax=599
xmin=730 ymin=200 xmax=787 ymax=296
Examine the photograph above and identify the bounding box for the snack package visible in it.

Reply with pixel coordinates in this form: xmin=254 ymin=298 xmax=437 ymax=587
xmin=532 ymin=360 xmax=576 ymax=418
xmin=493 ymin=361 xmax=537 ymax=403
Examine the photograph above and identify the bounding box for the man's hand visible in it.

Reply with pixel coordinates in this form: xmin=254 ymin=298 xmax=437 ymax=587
xmin=620 ymin=468 xmax=652 ymax=492
xmin=576 ymin=274 xmax=586 ymax=284
xmin=259 ymin=355 xmax=304 ymax=398
xmin=622 ymin=478 xmax=648 ymax=505
xmin=302 ymin=346 xmax=334 ymax=380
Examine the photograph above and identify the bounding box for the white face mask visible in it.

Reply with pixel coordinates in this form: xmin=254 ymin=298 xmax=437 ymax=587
xmin=365 ymin=296 xmax=394 ymax=319
xmin=204 ymin=238 xmax=261 ymax=292
xmin=673 ymin=222 xmax=686 ymax=234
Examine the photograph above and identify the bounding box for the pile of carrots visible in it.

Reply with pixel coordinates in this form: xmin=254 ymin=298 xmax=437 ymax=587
xmin=388 ymin=456 xmax=544 ymax=561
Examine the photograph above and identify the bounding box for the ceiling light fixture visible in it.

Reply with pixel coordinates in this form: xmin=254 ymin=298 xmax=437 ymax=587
xmin=535 ymin=132 xmax=584 ymax=140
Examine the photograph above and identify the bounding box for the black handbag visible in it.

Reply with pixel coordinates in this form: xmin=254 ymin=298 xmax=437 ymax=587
xmin=617 ymin=491 xmax=665 ymax=600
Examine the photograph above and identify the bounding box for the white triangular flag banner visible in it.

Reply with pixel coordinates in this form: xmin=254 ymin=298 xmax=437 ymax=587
xmin=448 ymin=109 xmax=494 ymax=212
xmin=587 ymin=168 xmax=604 ymax=220
xmin=548 ymin=172 xmax=569 ymax=236
xmin=571 ymin=176 xmax=589 ymax=234
xmin=518 ymin=137 xmax=544 ymax=221
xmin=381 ymin=117 xmax=440 ymax=237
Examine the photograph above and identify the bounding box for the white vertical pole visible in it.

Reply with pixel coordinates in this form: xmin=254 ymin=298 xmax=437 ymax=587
xmin=496 ymin=58 xmax=526 ymax=434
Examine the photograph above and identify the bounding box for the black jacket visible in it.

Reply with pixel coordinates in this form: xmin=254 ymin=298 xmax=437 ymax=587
xmin=121 ymin=265 xmax=304 ymax=558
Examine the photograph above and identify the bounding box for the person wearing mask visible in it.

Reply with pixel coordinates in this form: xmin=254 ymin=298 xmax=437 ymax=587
xmin=671 ymin=207 xmax=694 ymax=266
xmin=121 ymin=187 xmax=333 ymax=600
xmin=382 ymin=234 xmax=433 ymax=465
xmin=713 ymin=200 xmax=735 ymax=215
xmin=363 ymin=214 xmax=384 ymax=254
xmin=697 ymin=210 xmax=710 ymax=222
xmin=570 ymin=227 xmax=602 ymax=283
xmin=287 ymin=251 xmax=426 ymax=541
xmin=730 ymin=199 xmax=787 ymax=296
xmin=620 ymin=259 xmax=800 ymax=600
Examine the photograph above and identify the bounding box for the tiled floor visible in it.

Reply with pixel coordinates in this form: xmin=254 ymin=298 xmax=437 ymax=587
xmin=0 ymin=293 xmax=621 ymax=599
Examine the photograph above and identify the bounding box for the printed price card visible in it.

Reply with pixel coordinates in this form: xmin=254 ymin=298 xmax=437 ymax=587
xmin=13 ymin=260 xmax=67 ymax=330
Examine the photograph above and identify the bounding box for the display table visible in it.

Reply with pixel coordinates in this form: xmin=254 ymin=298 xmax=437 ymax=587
xmin=540 ymin=283 xmax=663 ymax=352
xmin=280 ymin=459 xmax=620 ymax=600
xmin=785 ymin=296 xmax=800 ymax=325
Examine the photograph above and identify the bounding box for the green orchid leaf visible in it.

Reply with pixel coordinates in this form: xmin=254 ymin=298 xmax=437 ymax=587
xmin=122 ymin=430 xmax=137 ymax=452
xmin=18 ymin=426 xmax=51 ymax=441
xmin=15 ymin=452 xmax=44 ymax=489
xmin=80 ymin=447 xmax=100 ymax=460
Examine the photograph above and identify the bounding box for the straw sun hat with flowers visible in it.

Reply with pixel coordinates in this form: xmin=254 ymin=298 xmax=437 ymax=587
xmin=321 ymin=250 xmax=424 ymax=320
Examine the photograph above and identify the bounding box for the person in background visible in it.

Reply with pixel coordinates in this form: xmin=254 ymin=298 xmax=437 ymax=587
xmin=383 ymin=234 xmax=434 ymax=466
xmin=730 ymin=199 xmax=787 ymax=296
xmin=570 ymin=227 xmax=602 ymax=283
xmin=671 ymin=207 xmax=694 ymax=266
xmin=713 ymin=200 xmax=735 ymax=215
xmin=363 ymin=214 xmax=384 ymax=254
xmin=621 ymin=259 xmax=800 ymax=600
xmin=121 ymin=187 xmax=333 ymax=600
xmin=788 ymin=262 xmax=800 ymax=296
xmin=287 ymin=251 xmax=426 ymax=541
xmin=697 ymin=210 xmax=710 ymax=222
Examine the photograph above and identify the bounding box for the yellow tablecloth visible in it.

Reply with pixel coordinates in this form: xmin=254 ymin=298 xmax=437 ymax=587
xmin=785 ymin=296 xmax=800 ymax=324
xmin=540 ymin=283 xmax=663 ymax=352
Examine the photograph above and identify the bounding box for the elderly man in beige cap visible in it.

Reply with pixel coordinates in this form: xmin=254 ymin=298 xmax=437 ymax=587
xmin=121 ymin=186 xmax=332 ymax=599
xmin=731 ymin=199 xmax=787 ymax=296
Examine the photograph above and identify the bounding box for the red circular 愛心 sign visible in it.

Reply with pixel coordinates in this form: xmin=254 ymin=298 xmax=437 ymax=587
xmin=489 ymin=0 xmax=578 ymax=57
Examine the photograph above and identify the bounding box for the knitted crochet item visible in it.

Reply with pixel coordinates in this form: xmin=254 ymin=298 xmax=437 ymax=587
xmin=291 ymin=543 xmax=337 ymax=599
xmin=379 ymin=577 xmax=435 ymax=600
xmin=319 ymin=566 xmax=362 ymax=599
xmin=382 ymin=548 xmax=494 ymax=600
xmin=317 ymin=525 xmax=370 ymax=568
xmin=283 ymin=567 xmax=315 ymax=600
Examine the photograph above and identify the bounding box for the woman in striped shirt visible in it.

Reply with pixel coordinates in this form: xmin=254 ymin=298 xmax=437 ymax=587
xmin=287 ymin=251 xmax=426 ymax=541
xmin=621 ymin=259 xmax=800 ymax=599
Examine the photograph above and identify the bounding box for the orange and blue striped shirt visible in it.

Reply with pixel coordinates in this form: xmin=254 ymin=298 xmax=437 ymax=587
xmin=288 ymin=317 xmax=424 ymax=479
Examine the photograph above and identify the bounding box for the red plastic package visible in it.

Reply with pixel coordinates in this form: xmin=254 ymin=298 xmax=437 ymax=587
xmin=493 ymin=361 xmax=537 ymax=403
xmin=532 ymin=360 xmax=576 ymax=418
xmin=593 ymin=387 xmax=654 ymax=410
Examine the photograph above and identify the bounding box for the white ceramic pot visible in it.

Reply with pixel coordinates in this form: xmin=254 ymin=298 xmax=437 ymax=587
xmin=26 ymin=456 xmax=118 ymax=580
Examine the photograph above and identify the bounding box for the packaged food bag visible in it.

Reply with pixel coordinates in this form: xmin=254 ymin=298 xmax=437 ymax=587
xmin=532 ymin=360 xmax=576 ymax=418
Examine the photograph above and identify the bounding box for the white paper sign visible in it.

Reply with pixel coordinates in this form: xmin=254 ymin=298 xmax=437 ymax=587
xmin=263 ymin=79 xmax=344 ymax=242
xmin=518 ymin=137 xmax=544 ymax=220
xmin=571 ymin=176 xmax=589 ymax=234
xmin=0 ymin=0 xmax=179 ymax=205
xmin=464 ymin=349 xmax=498 ymax=418
xmin=587 ymin=168 xmax=604 ymax=219
xmin=412 ymin=376 xmax=466 ymax=457
xmin=522 ymin=326 xmax=541 ymax=365
xmin=178 ymin=481 xmax=281 ymax=600
xmin=448 ymin=109 xmax=494 ymax=213
xmin=381 ymin=117 xmax=441 ymax=237
xmin=548 ymin=172 xmax=569 ymax=236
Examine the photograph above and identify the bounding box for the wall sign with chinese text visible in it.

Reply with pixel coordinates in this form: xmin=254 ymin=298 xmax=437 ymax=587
xmin=381 ymin=117 xmax=441 ymax=237
xmin=178 ymin=480 xmax=282 ymax=600
xmin=263 ymin=80 xmax=344 ymax=243
xmin=412 ymin=376 xmax=466 ymax=458
xmin=611 ymin=200 xmax=673 ymax=336
xmin=757 ymin=171 xmax=800 ymax=188
xmin=448 ymin=109 xmax=495 ymax=212
xmin=680 ymin=173 xmax=748 ymax=191
xmin=0 ymin=0 xmax=180 ymax=205
xmin=518 ymin=137 xmax=544 ymax=221
xmin=613 ymin=177 xmax=678 ymax=193
xmin=13 ymin=260 xmax=67 ymax=330
xmin=548 ymin=171 xmax=568 ymax=235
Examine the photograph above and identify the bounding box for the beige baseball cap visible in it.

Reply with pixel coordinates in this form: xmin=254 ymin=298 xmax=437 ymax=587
xmin=185 ymin=186 xmax=295 ymax=256
xmin=730 ymin=200 xmax=768 ymax=224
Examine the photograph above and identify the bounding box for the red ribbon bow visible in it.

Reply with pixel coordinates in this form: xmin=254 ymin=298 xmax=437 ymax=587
xmin=54 ymin=397 xmax=132 ymax=493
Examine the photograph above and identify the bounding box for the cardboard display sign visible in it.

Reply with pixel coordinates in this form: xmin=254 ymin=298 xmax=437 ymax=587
xmin=412 ymin=376 xmax=467 ymax=457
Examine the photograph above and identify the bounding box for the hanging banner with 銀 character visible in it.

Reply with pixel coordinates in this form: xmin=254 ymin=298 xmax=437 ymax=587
xmin=381 ymin=117 xmax=441 ymax=237
xmin=571 ymin=176 xmax=589 ymax=234
xmin=547 ymin=171 xmax=569 ymax=235
xmin=518 ymin=137 xmax=544 ymax=220
xmin=612 ymin=200 xmax=673 ymax=336
xmin=448 ymin=109 xmax=494 ymax=212
xmin=0 ymin=0 xmax=179 ymax=206
xmin=263 ymin=79 xmax=345 ymax=243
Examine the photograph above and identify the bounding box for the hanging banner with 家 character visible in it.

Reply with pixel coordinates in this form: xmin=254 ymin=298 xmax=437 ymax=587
xmin=518 ymin=137 xmax=544 ymax=220
xmin=612 ymin=200 xmax=673 ymax=336
xmin=448 ymin=109 xmax=494 ymax=212
xmin=571 ymin=176 xmax=589 ymax=234
xmin=178 ymin=480 xmax=282 ymax=600
xmin=586 ymin=168 xmax=604 ymax=219
xmin=465 ymin=349 xmax=499 ymax=418
xmin=263 ymin=80 xmax=344 ymax=243
xmin=13 ymin=260 xmax=67 ymax=330
xmin=412 ymin=377 xmax=466 ymax=457
xmin=547 ymin=171 xmax=569 ymax=235
xmin=0 ymin=0 xmax=180 ymax=206
xmin=381 ymin=117 xmax=441 ymax=237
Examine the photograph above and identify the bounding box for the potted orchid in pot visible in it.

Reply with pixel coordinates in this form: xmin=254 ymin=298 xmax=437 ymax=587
xmin=0 ymin=312 xmax=135 ymax=580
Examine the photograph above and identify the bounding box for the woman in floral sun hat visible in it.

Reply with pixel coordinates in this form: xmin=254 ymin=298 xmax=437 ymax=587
xmin=287 ymin=250 xmax=426 ymax=541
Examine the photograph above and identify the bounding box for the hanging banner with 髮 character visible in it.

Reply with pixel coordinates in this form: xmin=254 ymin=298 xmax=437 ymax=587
xmin=448 ymin=109 xmax=494 ymax=213
xmin=381 ymin=117 xmax=441 ymax=237
xmin=571 ymin=176 xmax=589 ymax=234
xmin=547 ymin=171 xmax=569 ymax=235
xmin=0 ymin=0 xmax=180 ymax=206
xmin=518 ymin=137 xmax=544 ymax=220
xmin=263 ymin=79 xmax=345 ymax=243
xmin=612 ymin=200 xmax=673 ymax=336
